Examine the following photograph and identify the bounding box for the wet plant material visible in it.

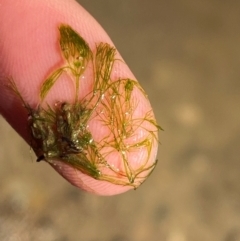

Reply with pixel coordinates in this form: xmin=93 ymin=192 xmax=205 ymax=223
xmin=8 ymin=24 xmax=161 ymax=188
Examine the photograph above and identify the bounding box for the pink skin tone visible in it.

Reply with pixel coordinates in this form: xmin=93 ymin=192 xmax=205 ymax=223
xmin=0 ymin=0 xmax=158 ymax=195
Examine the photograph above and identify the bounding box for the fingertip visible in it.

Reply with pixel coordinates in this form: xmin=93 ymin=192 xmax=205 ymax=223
xmin=0 ymin=0 xmax=160 ymax=196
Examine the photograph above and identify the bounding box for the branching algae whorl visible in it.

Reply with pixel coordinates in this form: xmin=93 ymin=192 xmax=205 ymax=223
xmin=8 ymin=24 xmax=161 ymax=194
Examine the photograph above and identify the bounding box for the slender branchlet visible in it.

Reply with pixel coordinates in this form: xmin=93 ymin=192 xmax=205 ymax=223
xmin=8 ymin=24 xmax=161 ymax=188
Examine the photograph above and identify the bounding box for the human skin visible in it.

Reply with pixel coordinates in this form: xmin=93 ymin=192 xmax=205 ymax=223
xmin=0 ymin=0 xmax=159 ymax=195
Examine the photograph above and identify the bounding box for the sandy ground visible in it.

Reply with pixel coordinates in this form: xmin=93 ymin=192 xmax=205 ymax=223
xmin=1 ymin=1 xmax=240 ymax=241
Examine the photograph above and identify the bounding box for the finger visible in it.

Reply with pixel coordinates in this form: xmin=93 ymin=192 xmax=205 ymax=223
xmin=0 ymin=0 xmax=159 ymax=195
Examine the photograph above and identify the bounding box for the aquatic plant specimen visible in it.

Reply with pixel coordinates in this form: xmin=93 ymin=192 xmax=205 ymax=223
xmin=8 ymin=24 xmax=161 ymax=194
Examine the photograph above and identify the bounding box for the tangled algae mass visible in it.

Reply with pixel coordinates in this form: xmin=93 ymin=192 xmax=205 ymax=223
xmin=8 ymin=24 xmax=161 ymax=194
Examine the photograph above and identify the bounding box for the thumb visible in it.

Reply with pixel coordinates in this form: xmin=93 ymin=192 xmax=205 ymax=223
xmin=0 ymin=0 xmax=160 ymax=196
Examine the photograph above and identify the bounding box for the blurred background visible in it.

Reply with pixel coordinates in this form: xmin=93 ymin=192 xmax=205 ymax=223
xmin=1 ymin=0 xmax=240 ymax=240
